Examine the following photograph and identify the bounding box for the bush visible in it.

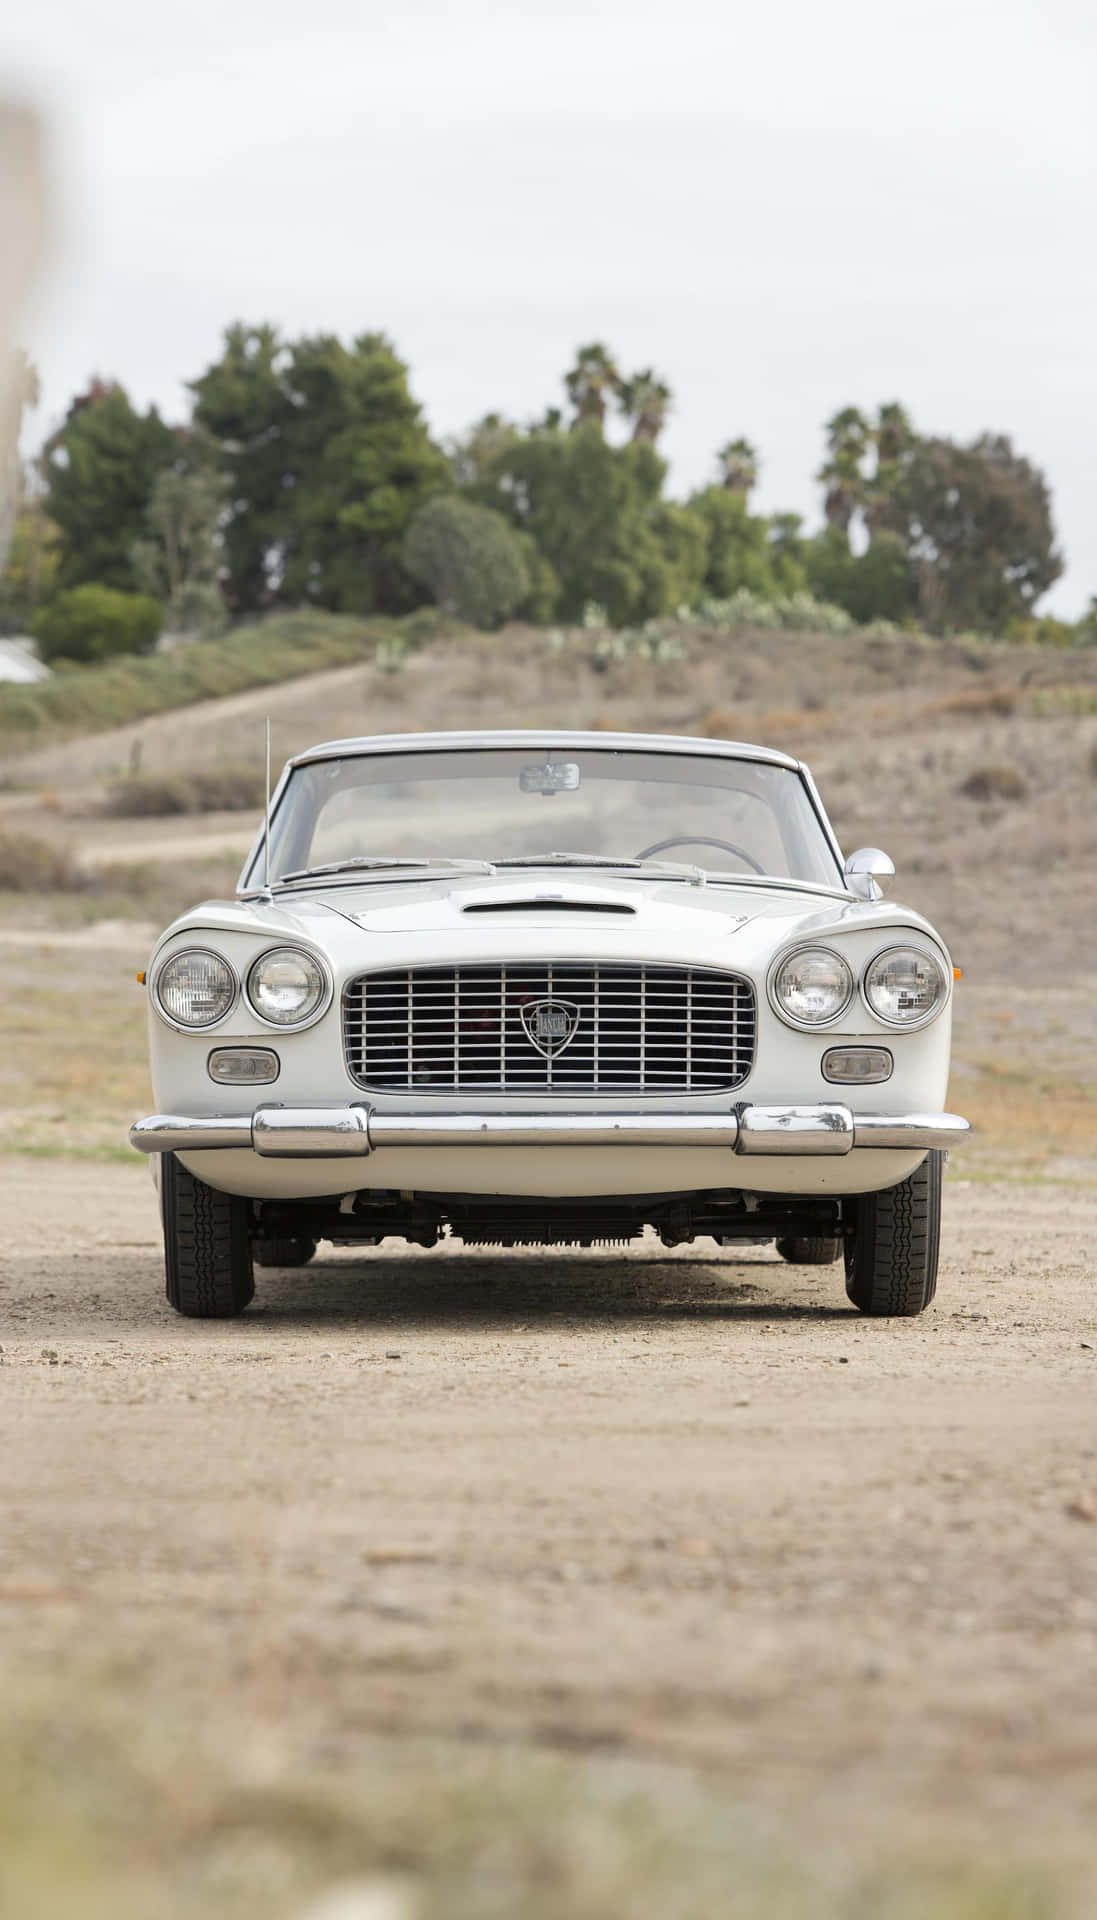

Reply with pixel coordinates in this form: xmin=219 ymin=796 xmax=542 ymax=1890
xmin=103 ymin=766 xmax=266 ymax=817
xmin=0 ymin=831 xmax=87 ymax=891
xmin=32 ymin=585 xmax=164 ymax=665
xmin=959 ymin=764 xmax=1028 ymax=802
xmin=685 ymin=589 xmax=854 ymax=635
xmin=403 ymin=495 xmax=530 ymax=629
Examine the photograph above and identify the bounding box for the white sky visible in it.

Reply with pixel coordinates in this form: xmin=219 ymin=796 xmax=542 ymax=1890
xmin=4 ymin=0 xmax=1095 ymax=613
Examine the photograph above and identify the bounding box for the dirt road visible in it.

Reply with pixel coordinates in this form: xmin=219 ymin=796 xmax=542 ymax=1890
xmin=3 ymin=1157 xmax=1097 ymax=1910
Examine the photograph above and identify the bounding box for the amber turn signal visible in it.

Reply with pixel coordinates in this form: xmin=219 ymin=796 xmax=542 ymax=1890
xmin=953 ymin=967 xmax=962 ymax=981
xmin=136 ymin=970 xmax=146 ymax=985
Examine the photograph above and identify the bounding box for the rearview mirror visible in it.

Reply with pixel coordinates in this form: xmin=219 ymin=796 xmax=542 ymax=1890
xmin=520 ymin=760 xmax=581 ymax=796
xmin=843 ymin=847 xmax=895 ymax=901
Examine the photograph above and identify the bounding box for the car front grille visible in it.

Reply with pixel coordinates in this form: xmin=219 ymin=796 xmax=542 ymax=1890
xmin=343 ymin=962 xmax=755 ymax=1095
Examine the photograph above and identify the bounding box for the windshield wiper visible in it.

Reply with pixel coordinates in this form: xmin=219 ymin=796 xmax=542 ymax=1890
xmin=494 ymin=853 xmax=706 ymax=885
xmin=273 ymin=856 xmax=497 ymax=886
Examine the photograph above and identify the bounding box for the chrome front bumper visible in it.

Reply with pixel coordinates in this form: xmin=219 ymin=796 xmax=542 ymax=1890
xmin=129 ymin=1104 xmax=970 ymax=1159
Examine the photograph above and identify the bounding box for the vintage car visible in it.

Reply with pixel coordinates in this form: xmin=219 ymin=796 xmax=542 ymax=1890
xmin=130 ymin=730 xmax=969 ymax=1319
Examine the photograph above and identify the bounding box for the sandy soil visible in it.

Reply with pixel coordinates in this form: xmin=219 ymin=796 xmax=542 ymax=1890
xmin=3 ymin=1157 xmax=1097 ymax=1900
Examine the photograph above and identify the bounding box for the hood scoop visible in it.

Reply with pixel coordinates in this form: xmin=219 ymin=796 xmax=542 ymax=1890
xmin=462 ymin=892 xmax=635 ymax=916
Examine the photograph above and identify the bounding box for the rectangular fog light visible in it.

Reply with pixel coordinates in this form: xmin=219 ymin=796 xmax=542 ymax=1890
xmin=208 ymin=1047 xmax=280 ymax=1086
xmin=821 ymin=1045 xmax=893 ymax=1085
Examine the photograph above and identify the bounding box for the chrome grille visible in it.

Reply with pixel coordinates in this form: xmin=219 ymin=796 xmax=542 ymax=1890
xmin=343 ymin=963 xmax=755 ymax=1094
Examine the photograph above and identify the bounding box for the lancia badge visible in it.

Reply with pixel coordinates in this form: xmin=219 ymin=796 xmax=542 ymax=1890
xmin=521 ymin=998 xmax=580 ymax=1058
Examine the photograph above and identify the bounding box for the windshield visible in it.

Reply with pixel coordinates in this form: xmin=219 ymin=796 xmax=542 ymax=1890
xmin=245 ymin=747 xmax=843 ymax=888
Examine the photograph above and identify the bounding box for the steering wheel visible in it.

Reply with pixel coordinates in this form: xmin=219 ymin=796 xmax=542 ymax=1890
xmin=635 ymin=834 xmax=766 ymax=874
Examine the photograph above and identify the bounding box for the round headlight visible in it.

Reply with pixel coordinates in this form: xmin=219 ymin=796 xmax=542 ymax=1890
xmin=773 ymin=946 xmax=854 ymax=1026
xmin=247 ymin=947 xmax=327 ymax=1027
xmin=864 ymin=946 xmax=947 ymax=1026
xmin=156 ymin=949 xmax=237 ymax=1028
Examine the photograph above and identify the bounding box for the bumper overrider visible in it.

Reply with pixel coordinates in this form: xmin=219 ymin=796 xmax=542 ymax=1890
xmin=129 ymin=1104 xmax=970 ymax=1159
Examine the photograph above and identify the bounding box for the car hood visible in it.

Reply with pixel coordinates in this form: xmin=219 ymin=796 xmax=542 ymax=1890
xmin=153 ymin=871 xmax=951 ymax=971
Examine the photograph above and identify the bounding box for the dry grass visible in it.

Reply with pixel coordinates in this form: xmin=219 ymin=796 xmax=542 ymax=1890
xmin=926 ymin=686 xmax=1019 ymax=719
xmin=0 ymin=829 xmax=88 ymax=891
xmin=102 ymin=766 xmax=266 ymax=818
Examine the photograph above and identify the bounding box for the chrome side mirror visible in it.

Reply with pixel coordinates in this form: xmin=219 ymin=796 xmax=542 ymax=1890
xmin=843 ymin=847 xmax=895 ymax=901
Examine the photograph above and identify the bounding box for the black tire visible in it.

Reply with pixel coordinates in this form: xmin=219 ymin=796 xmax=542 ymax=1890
xmin=776 ymin=1235 xmax=842 ymax=1266
xmin=844 ymin=1150 xmax=942 ymax=1318
xmin=253 ymin=1235 xmax=318 ymax=1269
xmin=161 ymin=1152 xmax=254 ymax=1319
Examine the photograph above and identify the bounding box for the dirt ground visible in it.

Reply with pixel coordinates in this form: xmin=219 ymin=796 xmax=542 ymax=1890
xmin=2 ymin=1157 xmax=1097 ymax=1915
xmin=3 ymin=629 xmax=1097 ymax=1913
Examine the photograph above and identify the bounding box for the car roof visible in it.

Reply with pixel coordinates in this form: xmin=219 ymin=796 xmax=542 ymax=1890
xmin=288 ymin=730 xmax=803 ymax=773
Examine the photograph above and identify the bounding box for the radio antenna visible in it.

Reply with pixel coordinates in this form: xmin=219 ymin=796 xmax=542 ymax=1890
xmin=263 ymin=716 xmax=273 ymax=898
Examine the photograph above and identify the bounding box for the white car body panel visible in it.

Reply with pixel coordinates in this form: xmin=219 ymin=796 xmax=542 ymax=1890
xmin=139 ymin=731 xmax=960 ymax=1206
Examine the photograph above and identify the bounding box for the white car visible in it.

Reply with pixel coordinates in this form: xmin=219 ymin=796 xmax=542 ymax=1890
xmin=131 ymin=731 xmax=969 ymax=1319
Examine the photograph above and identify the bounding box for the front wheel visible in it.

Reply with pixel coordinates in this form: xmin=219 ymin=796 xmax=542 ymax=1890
xmin=844 ymin=1150 xmax=942 ymax=1318
xmin=162 ymin=1152 xmax=254 ymax=1318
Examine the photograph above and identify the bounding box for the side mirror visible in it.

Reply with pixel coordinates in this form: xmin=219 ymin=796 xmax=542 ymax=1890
xmin=843 ymin=847 xmax=895 ymax=901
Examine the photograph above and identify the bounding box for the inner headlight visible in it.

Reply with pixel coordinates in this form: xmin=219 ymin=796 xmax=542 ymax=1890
xmin=864 ymin=946 xmax=947 ymax=1026
xmin=772 ymin=946 xmax=854 ymax=1026
xmin=156 ymin=949 xmax=237 ymax=1028
xmin=246 ymin=947 xmax=327 ymax=1027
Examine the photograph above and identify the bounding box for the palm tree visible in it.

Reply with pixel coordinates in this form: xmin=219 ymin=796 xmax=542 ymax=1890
xmin=564 ymin=343 xmax=622 ymax=433
xmin=817 ymin=406 xmax=869 ymax=538
xmin=618 ymin=369 xmax=672 ymax=445
xmin=865 ymin=401 xmax=916 ymax=540
xmin=717 ymin=437 xmax=759 ymax=496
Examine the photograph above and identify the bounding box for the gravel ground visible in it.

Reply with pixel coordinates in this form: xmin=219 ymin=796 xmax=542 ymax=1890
xmin=3 ymin=1157 xmax=1097 ymax=1906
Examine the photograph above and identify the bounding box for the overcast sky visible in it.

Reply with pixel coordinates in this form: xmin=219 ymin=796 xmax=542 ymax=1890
xmin=4 ymin=0 xmax=1095 ymax=613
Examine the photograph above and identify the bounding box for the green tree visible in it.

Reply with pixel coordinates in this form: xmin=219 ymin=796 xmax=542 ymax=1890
xmin=402 ymin=495 xmax=530 ymax=628
xmin=471 ymin=419 xmax=683 ymax=626
xmin=191 ymin=326 xmax=448 ymax=615
xmin=896 ymin=433 xmax=1062 ymax=632
xmin=42 ymin=381 xmax=178 ymax=592
xmin=0 ymin=485 xmax=60 ymax=633
xmin=804 ymin=528 xmax=916 ymax=624
xmin=690 ymin=486 xmax=783 ymax=599
xmin=130 ymin=431 xmax=226 ymax=635
xmin=32 ymin=583 xmax=163 ymax=663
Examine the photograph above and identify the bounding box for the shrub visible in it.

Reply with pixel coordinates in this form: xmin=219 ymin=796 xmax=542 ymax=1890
xmin=959 ymin=764 xmax=1028 ymax=802
xmin=684 ymin=588 xmax=854 ymax=635
xmin=103 ymin=766 xmax=266 ymax=817
xmin=32 ymin=585 xmax=164 ymax=665
xmin=403 ymin=495 xmax=529 ymax=629
xmin=0 ymin=830 xmax=87 ymax=891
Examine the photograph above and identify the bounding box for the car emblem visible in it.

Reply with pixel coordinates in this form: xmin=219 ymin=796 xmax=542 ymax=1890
xmin=520 ymin=998 xmax=580 ymax=1058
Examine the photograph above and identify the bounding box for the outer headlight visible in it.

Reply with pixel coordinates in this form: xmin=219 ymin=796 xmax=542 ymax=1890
xmin=772 ymin=946 xmax=854 ymax=1027
xmin=246 ymin=947 xmax=327 ymax=1027
xmin=156 ymin=949 xmax=237 ymax=1028
xmin=863 ymin=946 xmax=948 ymax=1027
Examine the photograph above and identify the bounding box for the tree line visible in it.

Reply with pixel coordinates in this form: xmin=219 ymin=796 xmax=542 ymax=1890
xmin=0 ymin=329 xmax=1083 ymax=660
